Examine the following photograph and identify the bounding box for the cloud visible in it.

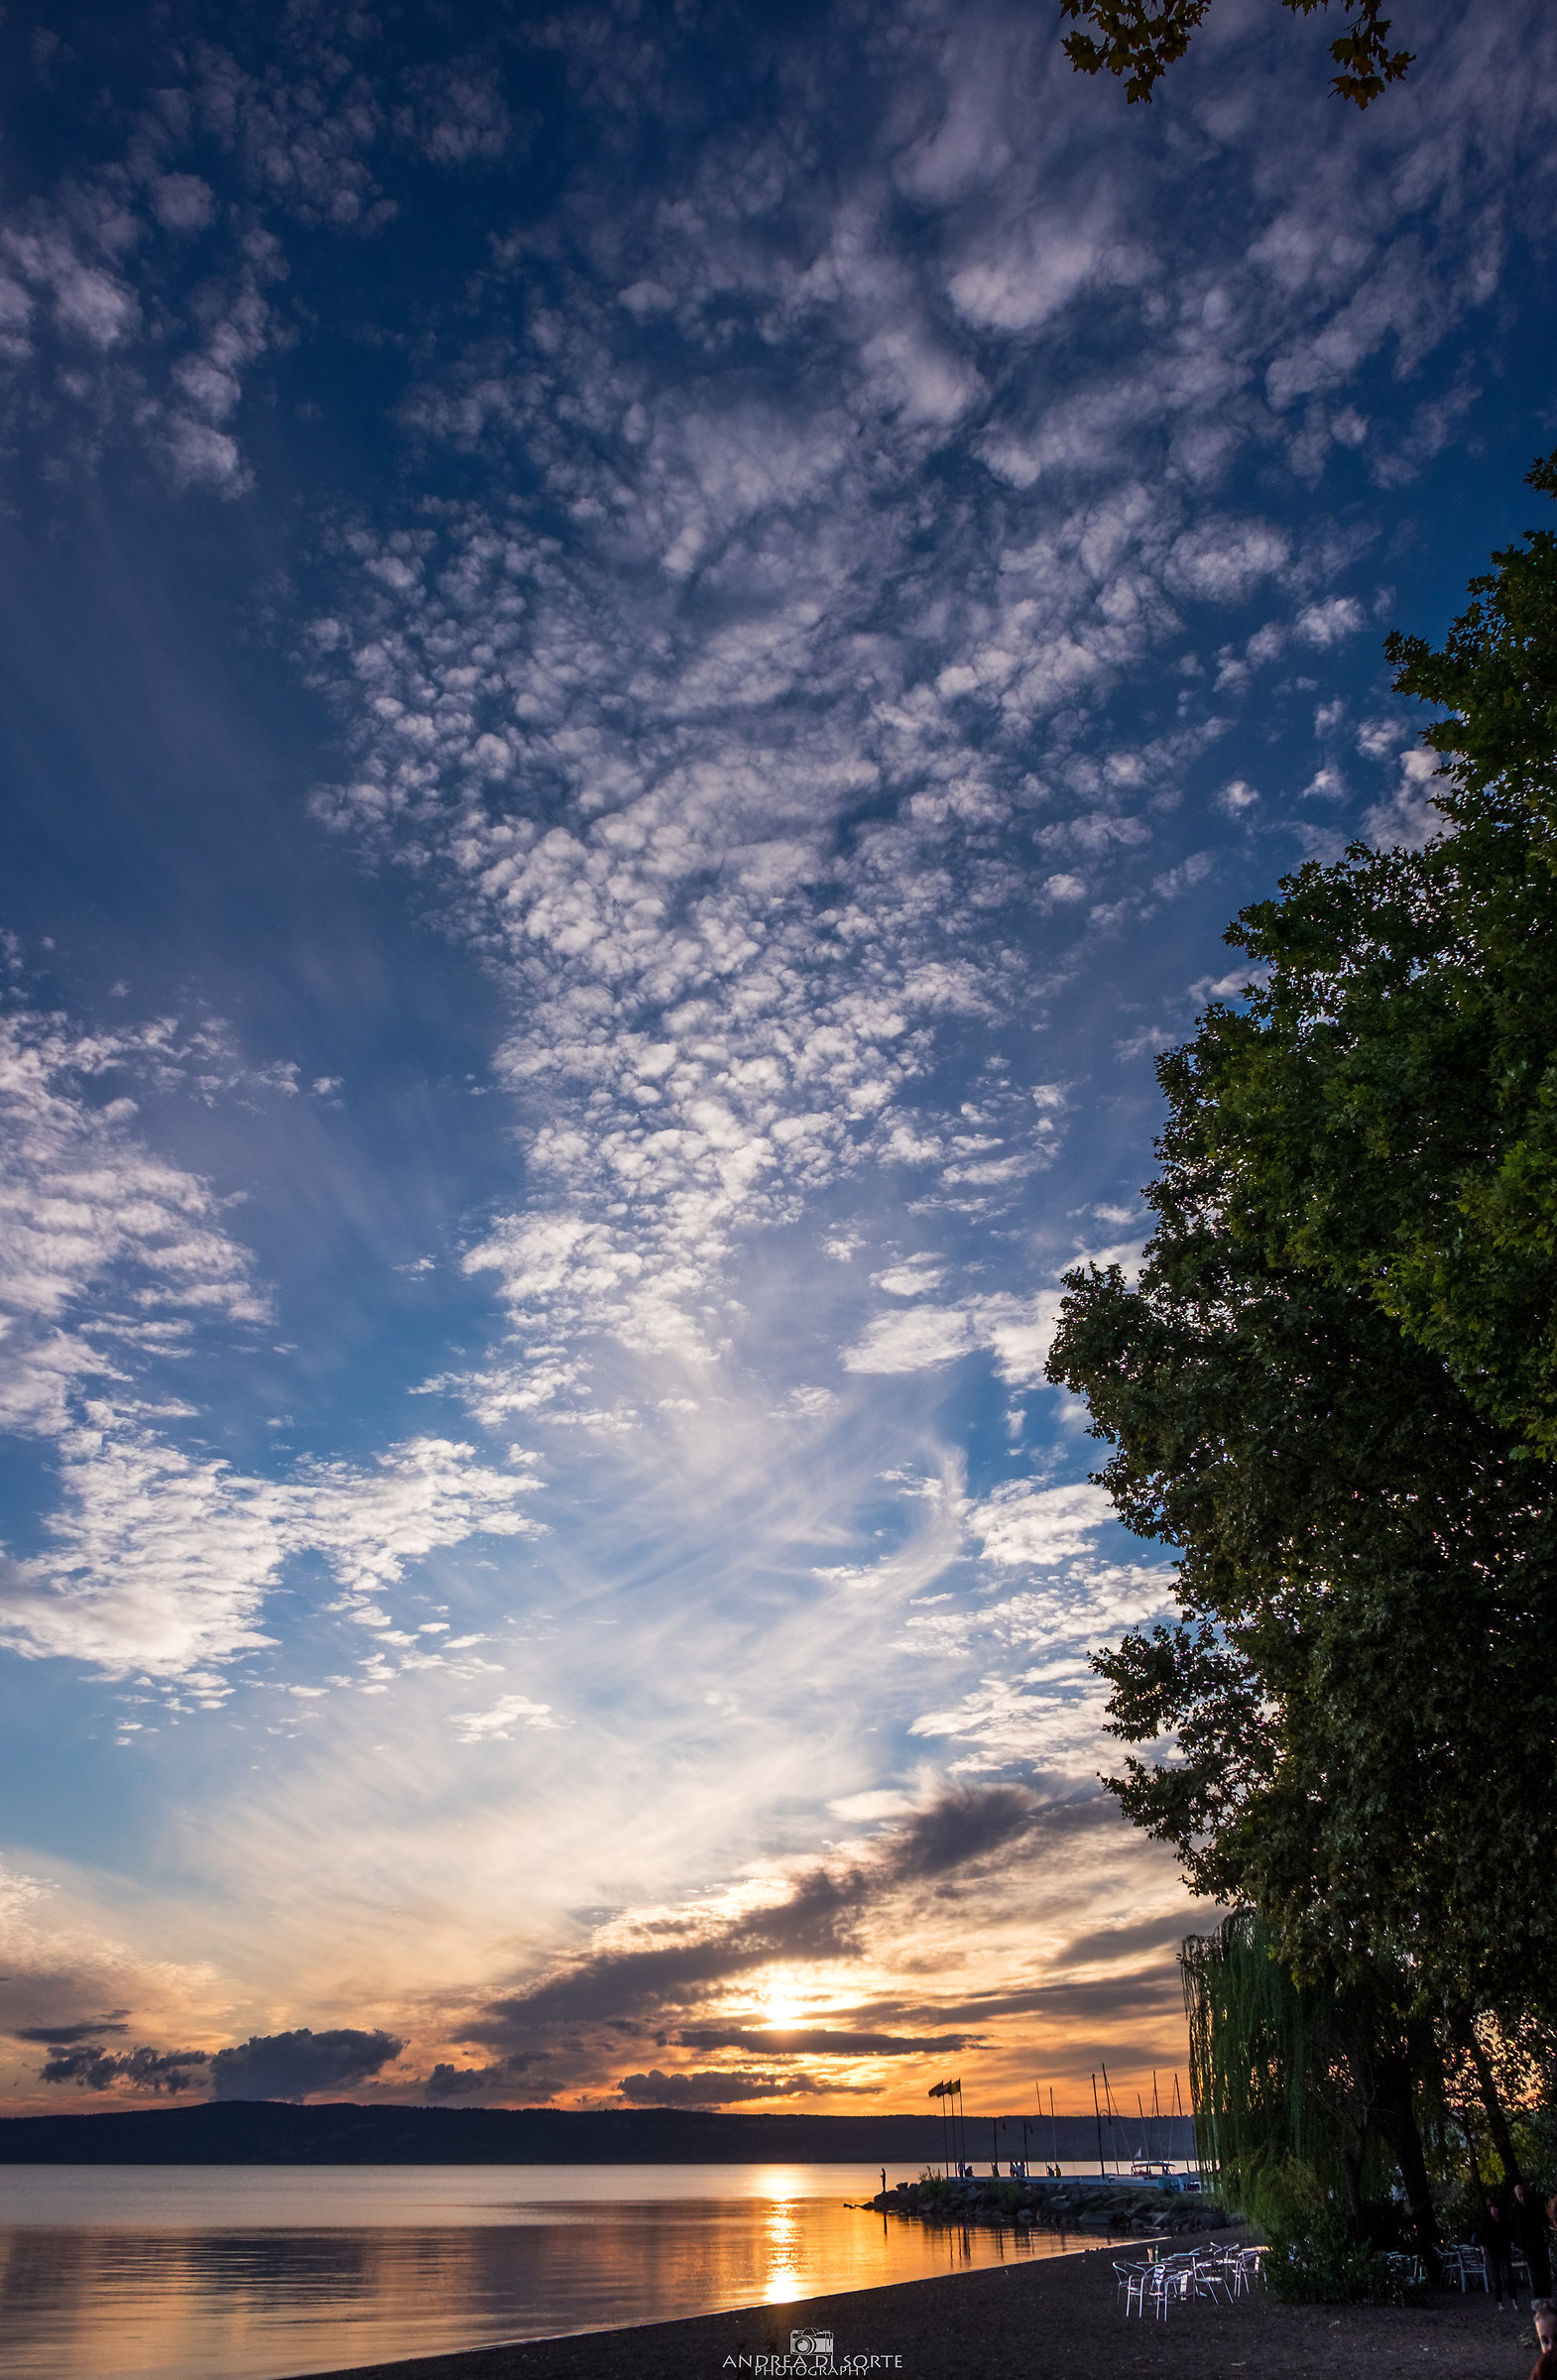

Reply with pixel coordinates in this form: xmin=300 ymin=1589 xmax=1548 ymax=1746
xmin=967 ymin=1481 xmax=1116 ymax=1567
xmin=150 ymin=175 xmax=216 ymax=233
xmin=451 ymin=1692 xmax=562 ymax=1742
xmin=1150 ymin=851 xmax=1214 ymax=900
xmin=946 ymin=208 xmax=1113 ymax=333
xmin=1295 ymin=596 xmax=1366 ymax=648
xmin=38 ymin=2043 xmax=209 ymax=2092
xmin=617 ymin=2068 xmax=822 ymax=2105
xmin=424 ymin=2055 xmax=538 ymax=2099
xmin=396 ymin=60 xmax=518 ymax=167
xmin=1215 ymin=779 xmax=1259 ymax=816
xmin=279 ymin=0 xmax=1557 ymax=1453
xmin=1363 ymin=745 xmax=1447 ymax=850
xmin=0 ymin=1432 xmax=539 ymax=1682
xmin=674 ymin=2026 xmax=978 ymax=2056
xmin=462 ymin=1784 xmax=1037 ymax=2050
xmin=841 ymin=1290 xmax=1064 ymax=1386
xmin=1165 ymin=520 xmax=1290 ymax=603
xmin=209 ymin=2026 xmax=405 ymax=2100
xmin=900 ymin=1559 xmax=1178 ymax=1773
xmin=841 ymin=1307 xmax=978 ymax=1374
xmin=0 ymin=1012 xmax=548 ymax=1689
xmin=12 ymin=2016 xmax=128 ymax=2044
xmin=0 ymin=1011 xmax=272 ymax=1440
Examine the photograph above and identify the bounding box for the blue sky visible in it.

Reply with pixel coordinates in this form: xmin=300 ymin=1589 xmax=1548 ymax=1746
xmin=0 ymin=0 xmax=1553 ymax=2118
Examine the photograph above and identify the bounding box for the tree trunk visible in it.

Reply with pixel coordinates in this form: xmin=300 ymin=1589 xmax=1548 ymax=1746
xmin=1375 ymin=2041 xmax=1439 ymax=2281
xmin=1467 ymin=2027 xmax=1522 ymax=2187
xmin=1339 ymin=2132 xmax=1366 ymax=2236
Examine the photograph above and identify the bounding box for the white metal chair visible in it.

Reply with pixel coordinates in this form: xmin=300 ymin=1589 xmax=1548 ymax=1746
xmin=1450 ymin=2244 xmax=1489 ymax=2293
xmin=1150 ymin=2263 xmax=1193 ymax=2320
xmin=1119 ymin=2263 xmax=1153 ymax=2318
xmin=1191 ymin=2251 xmax=1234 ymax=2305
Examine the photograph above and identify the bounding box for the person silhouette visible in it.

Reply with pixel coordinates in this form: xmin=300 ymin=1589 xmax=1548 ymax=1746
xmin=1478 ymin=2195 xmax=1518 ymax=2307
xmin=1515 ymin=2186 xmax=1552 ymax=2298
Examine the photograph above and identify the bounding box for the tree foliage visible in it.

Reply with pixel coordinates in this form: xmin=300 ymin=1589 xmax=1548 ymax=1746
xmin=1047 ymin=1094 xmax=1557 ymax=2016
xmin=1059 ymin=0 xmax=1415 ymax=109
xmin=1183 ymin=1911 xmax=1440 ymax=2271
xmin=1044 ymin=450 xmax=1557 ymax=2040
xmin=1191 ymin=453 xmax=1557 ymax=1460
xmin=1047 ymin=447 xmax=1557 ymax=2255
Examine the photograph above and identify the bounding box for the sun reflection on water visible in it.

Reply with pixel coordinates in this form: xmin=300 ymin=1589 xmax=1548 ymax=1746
xmin=763 ymin=2191 xmax=803 ymax=2303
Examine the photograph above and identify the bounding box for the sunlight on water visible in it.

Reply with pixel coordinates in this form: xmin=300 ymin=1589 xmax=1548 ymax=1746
xmin=0 ymin=2164 xmax=1097 ymax=2380
xmin=761 ymin=2193 xmax=803 ymax=2304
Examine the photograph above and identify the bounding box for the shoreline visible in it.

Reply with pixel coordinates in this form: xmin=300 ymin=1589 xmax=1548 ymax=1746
xmin=296 ymin=2234 xmax=1538 ymax=2380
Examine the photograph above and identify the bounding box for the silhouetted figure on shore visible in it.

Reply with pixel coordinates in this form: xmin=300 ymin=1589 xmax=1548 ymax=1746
xmin=1516 ymin=2186 xmax=1553 ymax=2297
xmin=1478 ymin=2196 xmax=1518 ymax=2306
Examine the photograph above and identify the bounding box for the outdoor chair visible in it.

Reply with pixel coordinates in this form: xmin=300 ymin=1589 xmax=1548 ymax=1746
xmin=1147 ymin=2263 xmax=1193 ymax=2320
xmin=1449 ymin=2244 xmax=1489 ymax=2293
xmin=1190 ymin=2252 xmax=1234 ymax=2305
xmin=1117 ymin=2263 xmax=1152 ymax=2318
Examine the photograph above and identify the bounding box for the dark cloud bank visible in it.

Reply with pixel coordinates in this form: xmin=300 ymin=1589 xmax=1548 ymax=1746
xmin=26 ymin=2025 xmax=404 ymax=2099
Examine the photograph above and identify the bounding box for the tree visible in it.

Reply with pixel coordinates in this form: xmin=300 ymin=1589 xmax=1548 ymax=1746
xmin=1189 ymin=452 xmax=1557 ymax=1460
xmin=1183 ymin=1911 xmax=1440 ymax=2271
xmin=1044 ymin=1083 xmax=1557 ymax=2254
xmin=1060 ymin=0 xmax=1415 ymax=109
xmin=1046 ymin=1098 xmax=1557 ymax=2017
xmin=1045 ymin=450 xmax=1557 ymax=2254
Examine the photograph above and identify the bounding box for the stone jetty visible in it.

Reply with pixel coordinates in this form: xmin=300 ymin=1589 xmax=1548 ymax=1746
xmin=868 ymin=2172 xmax=1239 ymax=2236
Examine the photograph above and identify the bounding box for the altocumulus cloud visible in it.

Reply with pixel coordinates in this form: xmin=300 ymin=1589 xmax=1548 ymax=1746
xmin=0 ymin=1006 xmax=542 ymax=1687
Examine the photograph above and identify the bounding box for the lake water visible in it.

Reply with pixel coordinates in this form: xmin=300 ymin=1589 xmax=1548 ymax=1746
xmin=0 ymin=2164 xmax=1099 ymax=2380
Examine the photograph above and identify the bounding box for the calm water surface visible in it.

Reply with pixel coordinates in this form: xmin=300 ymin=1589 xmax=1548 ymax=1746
xmin=0 ymin=2164 xmax=1095 ymax=2380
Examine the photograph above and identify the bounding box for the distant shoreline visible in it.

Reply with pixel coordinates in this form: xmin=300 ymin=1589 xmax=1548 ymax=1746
xmin=0 ymin=2098 xmax=1196 ymax=2167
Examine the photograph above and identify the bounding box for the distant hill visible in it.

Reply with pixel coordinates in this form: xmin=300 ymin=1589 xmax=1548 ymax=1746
xmin=0 ymin=2099 xmax=1199 ymax=2165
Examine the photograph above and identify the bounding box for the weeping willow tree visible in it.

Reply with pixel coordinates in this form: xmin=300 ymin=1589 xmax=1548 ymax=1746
xmin=1182 ymin=1912 xmax=1441 ymax=2275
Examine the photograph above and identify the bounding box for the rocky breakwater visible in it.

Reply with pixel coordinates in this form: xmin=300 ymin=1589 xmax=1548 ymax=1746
xmin=868 ymin=2174 xmax=1239 ymax=2238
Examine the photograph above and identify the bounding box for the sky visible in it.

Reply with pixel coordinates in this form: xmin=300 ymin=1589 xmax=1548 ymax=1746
xmin=0 ymin=0 xmax=1553 ymax=2124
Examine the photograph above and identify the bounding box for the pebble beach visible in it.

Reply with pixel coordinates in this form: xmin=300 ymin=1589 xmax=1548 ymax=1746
xmin=301 ymin=2234 xmax=1543 ymax=2380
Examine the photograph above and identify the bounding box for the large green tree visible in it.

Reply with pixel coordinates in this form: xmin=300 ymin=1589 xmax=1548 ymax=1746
xmin=1045 ymin=1066 xmax=1557 ymax=2254
xmin=1060 ymin=0 xmax=1414 ymax=108
xmin=1192 ymin=453 xmax=1557 ymax=1460
xmin=1045 ymin=452 xmax=1557 ymax=2239
xmin=1046 ymin=1095 xmax=1557 ymax=2014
